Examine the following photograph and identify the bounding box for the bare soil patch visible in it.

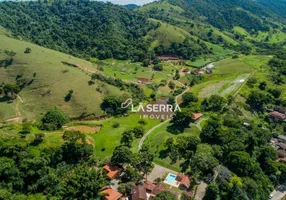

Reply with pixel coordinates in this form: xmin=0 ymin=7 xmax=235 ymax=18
xmin=64 ymin=125 xmax=101 ymax=134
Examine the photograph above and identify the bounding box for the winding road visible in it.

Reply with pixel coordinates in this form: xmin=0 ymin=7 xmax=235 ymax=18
xmin=138 ymin=82 xmax=189 ymax=150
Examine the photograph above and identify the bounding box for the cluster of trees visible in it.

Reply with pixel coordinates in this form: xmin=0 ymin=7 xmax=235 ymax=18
xmin=101 ymin=95 xmax=128 ymax=116
xmin=121 ymin=126 xmax=145 ymax=147
xmin=0 ymin=130 xmax=108 ymax=199
xmin=0 ymin=0 xmax=155 ymax=61
xmin=199 ymin=115 xmax=285 ymax=200
xmin=91 ymin=73 xmax=144 ymax=99
xmin=110 ymin=145 xmax=154 ymax=194
xmin=41 ymin=107 xmax=69 ymax=130
xmin=154 ymin=38 xmax=210 ymax=59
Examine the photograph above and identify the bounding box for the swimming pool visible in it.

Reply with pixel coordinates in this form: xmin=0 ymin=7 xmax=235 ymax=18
xmin=165 ymin=173 xmax=177 ymax=185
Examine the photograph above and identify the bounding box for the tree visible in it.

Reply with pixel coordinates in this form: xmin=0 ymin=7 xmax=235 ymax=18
xmin=142 ymin=59 xmax=150 ymax=67
xmin=120 ymin=130 xmax=133 ymax=147
xmin=32 ymin=133 xmax=45 ymax=145
xmin=204 ymin=183 xmax=219 ymax=200
xmin=133 ymin=126 xmax=145 ymax=138
xmin=121 ymin=166 xmax=143 ymax=184
xmin=24 ymin=47 xmax=32 ymax=54
xmin=42 ymin=107 xmax=69 ymax=130
xmin=153 ymin=64 xmax=163 ymax=71
xmin=101 ymin=96 xmax=127 ymax=116
xmin=134 ymin=145 xmax=154 ymax=180
xmin=118 ymin=182 xmax=136 ymax=195
xmin=20 ymin=123 xmax=32 ymax=134
xmin=182 ymin=92 xmax=198 ymax=106
xmin=257 ymin=146 xmax=278 ymax=169
xmin=60 ymin=131 xmax=93 ymax=163
xmin=3 ymin=84 xmax=20 ymax=98
xmin=171 ymin=109 xmax=192 ymax=127
xmin=64 ymin=89 xmax=74 ymax=102
xmin=246 ymin=90 xmax=269 ymax=111
xmin=208 ymin=95 xmax=227 ymax=111
xmin=258 ymin=81 xmax=267 ymax=90
xmin=168 ymin=81 xmax=176 ymax=89
xmin=153 ymin=191 xmax=177 ymax=200
xmin=111 ymin=146 xmax=133 ymax=166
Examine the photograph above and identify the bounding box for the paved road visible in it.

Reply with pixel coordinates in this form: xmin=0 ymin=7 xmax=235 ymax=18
xmin=271 ymin=183 xmax=286 ymax=200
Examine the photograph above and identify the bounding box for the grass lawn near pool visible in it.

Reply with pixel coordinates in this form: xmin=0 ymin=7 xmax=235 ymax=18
xmin=144 ymin=121 xmax=201 ymax=172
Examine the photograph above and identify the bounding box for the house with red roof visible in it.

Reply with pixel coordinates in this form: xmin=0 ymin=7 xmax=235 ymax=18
xmin=192 ymin=113 xmax=203 ymax=121
xmin=101 ymin=188 xmax=122 ymax=200
xmin=176 ymin=173 xmax=191 ymax=189
xmin=131 ymin=185 xmax=147 ymax=200
xmin=103 ymin=164 xmax=121 ymax=180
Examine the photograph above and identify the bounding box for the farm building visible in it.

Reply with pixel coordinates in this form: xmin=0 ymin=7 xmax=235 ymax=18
xmin=157 ymin=55 xmax=179 ymax=61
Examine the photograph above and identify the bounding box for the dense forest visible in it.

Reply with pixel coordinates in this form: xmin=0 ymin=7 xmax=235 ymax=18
xmin=167 ymin=0 xmax=285 ymax=32
xmin=0 ymin=0 xmax=154 ymax=60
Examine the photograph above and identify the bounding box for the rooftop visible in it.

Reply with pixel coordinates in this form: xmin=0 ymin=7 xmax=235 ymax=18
xmin=192 ymin=113 xmax=203 ymax=121
xmin=131 ymin=185 xmax=147 ymax=200
xmin=101 ymin=188 xmax=122 ymax=200
xmin=103 ymin=164 xmax=120 ymax=179
xmin=269 ymin=111 xmax=286 ymax=120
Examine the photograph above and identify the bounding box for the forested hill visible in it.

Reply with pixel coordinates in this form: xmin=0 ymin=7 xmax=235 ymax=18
xmin=257 ymin=0 xmax=286 ymax=19
xmin=146 ymin=0 xmax=286 ymax=32
xmin=0 ymin=0 xmax=154 ymax=60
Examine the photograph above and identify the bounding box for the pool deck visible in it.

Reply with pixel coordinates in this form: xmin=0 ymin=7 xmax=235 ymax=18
xmin=147 ymin=164 xmax=178 ymax=182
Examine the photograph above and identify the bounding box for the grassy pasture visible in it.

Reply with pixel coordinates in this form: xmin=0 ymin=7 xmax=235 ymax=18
xmin=144 ymin=121 xmax=201 ymax=172
xmin=69 ymin=114 xmax=161 ymax=159
xmin=191 ymin=58 xmax=253 ymax=98
xmin=0 ymin=33 xmax=126 ymax=121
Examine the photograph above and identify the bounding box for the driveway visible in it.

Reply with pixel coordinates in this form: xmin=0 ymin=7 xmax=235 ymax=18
xmin=271 ymin=182 xmax=286 ymax=200
xmin=195 ymin=182 xmax=207 ymax=200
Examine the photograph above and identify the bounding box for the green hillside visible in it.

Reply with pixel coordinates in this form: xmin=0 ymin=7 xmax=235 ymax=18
xmin=0 ymin=30 xmax=126 ymax=121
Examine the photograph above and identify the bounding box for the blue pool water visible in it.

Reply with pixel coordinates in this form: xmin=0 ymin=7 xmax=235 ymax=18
xmin=165 ymin=173 xmax=177 ymax=185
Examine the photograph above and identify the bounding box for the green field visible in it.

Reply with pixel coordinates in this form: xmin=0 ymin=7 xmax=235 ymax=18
xmin=144 ymin=121 xmax=201 ymax=171
xmin=0 ymin=33 xmax=126 ymax=121
xmin=67 ymin=114 xmax=161 ymax=158
xmin=190 ymin=58 xmax=253 ymax=98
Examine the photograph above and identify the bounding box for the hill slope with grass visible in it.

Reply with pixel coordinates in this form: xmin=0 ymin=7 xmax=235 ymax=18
xmin=0 ymin=29 xmax=126 ymax=121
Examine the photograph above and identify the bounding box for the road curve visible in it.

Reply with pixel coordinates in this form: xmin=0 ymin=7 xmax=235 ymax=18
xmin=138 ymin=84 xmax=189 ymax=150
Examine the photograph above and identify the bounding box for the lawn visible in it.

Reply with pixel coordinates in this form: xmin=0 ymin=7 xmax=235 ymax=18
xmin=83 ymin=114 xmax=161 ymax=159
xmin=144 ymin=121 xmax=201 ymax=172
xmin=0 ymin=32 xmax=126 ymax=121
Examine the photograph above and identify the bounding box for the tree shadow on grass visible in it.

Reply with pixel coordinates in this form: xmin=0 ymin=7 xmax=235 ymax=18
xmin=0 ymin=96 xmax=14 ymax=103
xmin=180 ymin=159 xmax=190 ymax=173
xmin=158 ymin=148 xmax=170 ymax=159
xmin=166 ymin=124 xmax=185 ymax=135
